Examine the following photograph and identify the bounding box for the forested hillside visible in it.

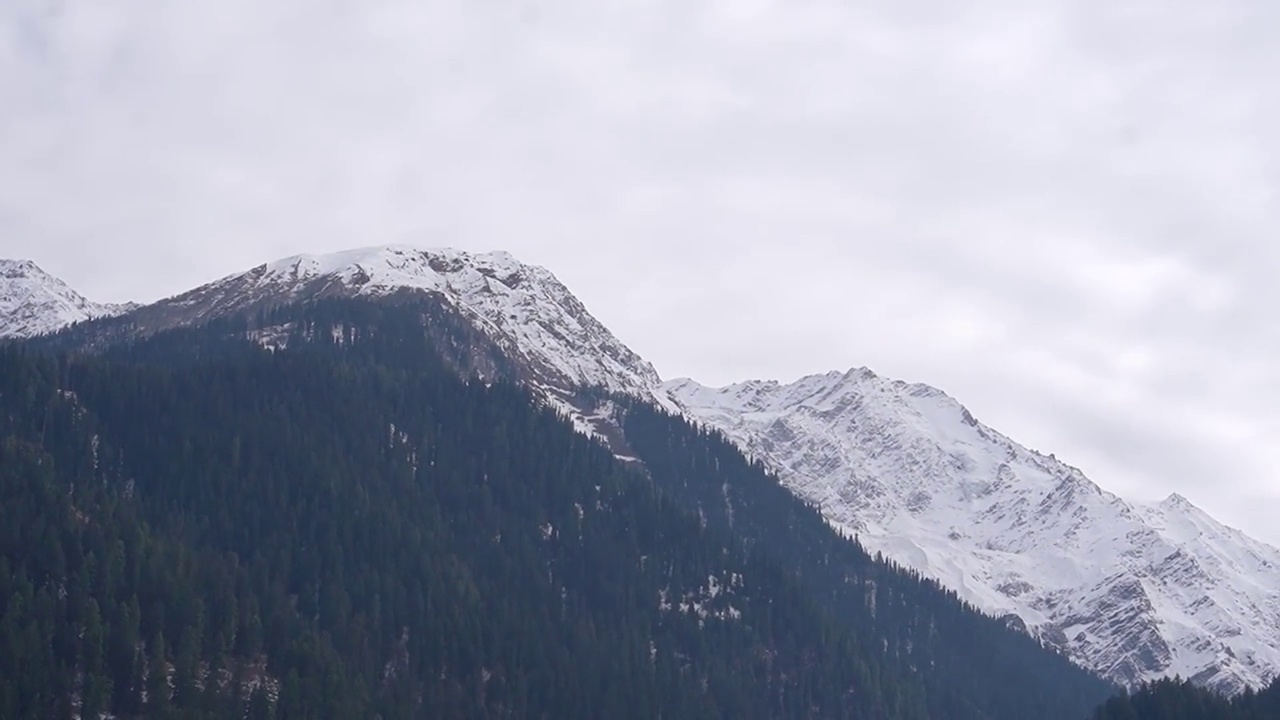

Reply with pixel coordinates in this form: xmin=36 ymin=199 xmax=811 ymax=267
xmin=0 ymin=297 xmax=1119 ymax=718
xmin=612 ymin=396 xmax=1117 ymax=719
xmin=1091 ymin=677 xmax=1280 ymax=719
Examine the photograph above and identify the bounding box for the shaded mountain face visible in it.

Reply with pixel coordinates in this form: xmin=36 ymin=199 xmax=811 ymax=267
xmin=664 ymin=371 xmax=1280 ymax=694
xmin=0 ymin=260 xmax=132 ymax=339
xmin=9 ymin=245 xmax=1277 ymax=694
xmin=0 ymin=300 xmax=1115 ymax=719
xmin=0 ymin=318 xmax=895 ymax=719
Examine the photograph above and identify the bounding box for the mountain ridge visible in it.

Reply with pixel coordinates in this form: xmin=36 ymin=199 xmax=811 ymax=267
xmin=7 ymin=247 xmax=675 ymax=432
xmin=4 ymin=246 xmax=1276 ymax=693
xmin=664 ymin=371 xmax=1280 ymax=693
xmin=0 ymin=259 xmax=133 ymax=339
xmin=0 ymin=298 xmax=1117 ymax=719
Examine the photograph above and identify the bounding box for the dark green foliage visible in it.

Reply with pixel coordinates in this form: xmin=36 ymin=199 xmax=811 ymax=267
xmin=0 ymin=297 xmax=1117 ymax=718
xmin=611 ymin=397 xmax=1117 ymax=720
xmin=1091 ymin=676 xmax=1280 ymax=719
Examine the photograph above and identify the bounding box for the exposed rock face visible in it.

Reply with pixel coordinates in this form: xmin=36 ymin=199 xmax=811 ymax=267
xmin=664 ymin=370 xmax=1280 ymax=693
xmin=0 ymin=259 xmax=132 ymax=339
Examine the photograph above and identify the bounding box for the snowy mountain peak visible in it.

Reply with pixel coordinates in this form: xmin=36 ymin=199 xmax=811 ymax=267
xmin=0 ymin=259 xmax=131 ymax=339
xmin=155 ymin=245 xmax=663 ymax=400
xmin=665 ymin=371 xmax=1280 ymax=694
xmin=2 ymin=259 xmax=37 ymax=274
xmin=257 ymin=245 xmax=534 ymax=295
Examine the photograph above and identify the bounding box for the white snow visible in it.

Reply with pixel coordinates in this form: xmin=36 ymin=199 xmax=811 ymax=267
xmin=0 ymin=259 xmax=133 ymax=339
xmin=664 ymin=369 xmax=1280 ymax=693
xmin=667 ymin=574 xmax=743 ymax=625
xmin=199 ymin=245 xmax=668 ymax=403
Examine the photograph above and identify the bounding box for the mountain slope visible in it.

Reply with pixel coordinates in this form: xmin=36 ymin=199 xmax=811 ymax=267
xmin=0 ymin=300 xmax=1118 ymax=718
xmin=109 ymin=245 xmax=660 ymax=397
xmin=1091 ymin=676 xmax=1280 ymax=719
xmin=0 ymin=260 xmax=131 ymax=339
xmin=664 ymin=370 xmax=1280 ymax=693
xmin=606 ymin=393 xmax=1115 ymax=719
xmin=16 ymin=244 xmax=1279 ymax=695
xmin=35 ymin=245 xmax=673 ymax=438
xmin=0 ymin=314 xmax=884 ymax=719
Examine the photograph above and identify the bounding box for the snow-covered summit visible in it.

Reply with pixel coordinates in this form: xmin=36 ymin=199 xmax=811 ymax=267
xmin=0 ymin=259 xmax=132 ymax=339
xmin=664 ymin=370 xmax=1280 ymax=694
xmin=163 ymin=245 xmax=663 ymax=398
xmin=259 ymin=246 xmax=529 ymax=295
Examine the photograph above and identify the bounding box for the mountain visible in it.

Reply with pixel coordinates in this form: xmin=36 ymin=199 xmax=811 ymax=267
xmin=0 ymin=259 xmax=132 ymax=339
xmin=0 ymin=298 xmax=1116 ymax=719
xmin=664 ymin=370 xmax=1280 ymax=694
xmin=147 ymin=246 xmax=658 ymax=392
xmin=4 ymin=322 xmax=880 ymax=719
xmin=10 ymin=245 xmax=1278 ymax=696
xmin=31 ymin=246 xmax=674 ymax=438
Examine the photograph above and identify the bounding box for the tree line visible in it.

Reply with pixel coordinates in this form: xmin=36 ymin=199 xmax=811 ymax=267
xmin=0 ymin=296 xmax=1260 ymax=718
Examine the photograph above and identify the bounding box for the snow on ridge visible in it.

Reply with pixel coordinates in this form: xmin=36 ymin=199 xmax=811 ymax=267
xmin=0 ymin=259 xmax=132 ymax=339
xmin=197 ymin=245 xmax=664 ymax=399
xmin=5 ymin=244 xmax=670 ymax=430
xmin=259 ymin=245 xmax=525 ymax=294
xmin=229 ymin=244 xmax=683 ymax=458
xmin=662 ymin=370 xmax=1280 ymax=693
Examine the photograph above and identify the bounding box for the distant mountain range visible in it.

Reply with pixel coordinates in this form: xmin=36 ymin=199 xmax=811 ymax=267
xmin=664 ymin=373 xmax=1280 ymax=693
xmin=0 ymin=259 xmax=134 ymax=339
xmin=4 ymin=245 xmax=1276 ymax=694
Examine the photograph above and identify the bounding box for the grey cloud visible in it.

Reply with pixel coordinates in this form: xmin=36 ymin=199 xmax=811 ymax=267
xmin=2 ymin=0 xmax=1278 ymax=543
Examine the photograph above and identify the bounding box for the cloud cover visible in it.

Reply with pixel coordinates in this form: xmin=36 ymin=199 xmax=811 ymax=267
xmin=3 ymin=0 xmax=1278 ymax=542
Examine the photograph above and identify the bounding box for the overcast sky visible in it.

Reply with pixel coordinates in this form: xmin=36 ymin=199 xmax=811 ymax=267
xmin=3 ymin=0 xmax=1278 ymax=544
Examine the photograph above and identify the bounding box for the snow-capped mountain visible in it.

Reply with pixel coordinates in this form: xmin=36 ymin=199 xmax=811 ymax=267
xmin=75 ymin=246 xmax=670 ymax=433
xmin=4 ymin=245 xmax=669 ymax=434
xmin=663 ymin=370 xmax=1280 ymax=694
xmin=179 ymin=246 xmax=662 ymax=397
xmin=9 ymin=245 xmax=1279 ymax=693
xmin=0 ymin=259 xmax=132 ymax=339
